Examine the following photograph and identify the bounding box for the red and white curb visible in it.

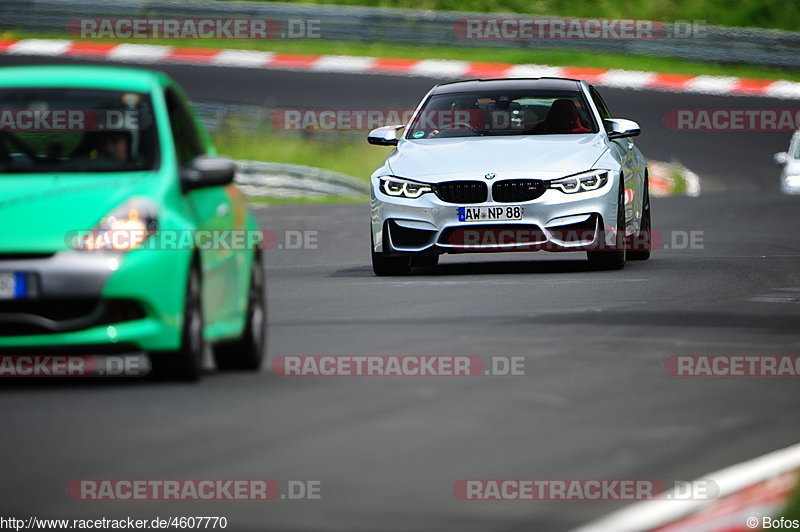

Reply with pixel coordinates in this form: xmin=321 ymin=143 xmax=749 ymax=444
xmin=572 ymin=442 xmax=800 ymax=532
xmin=2 ymin=38 xmax=800 ymax=99
xmin=649 ymin=161 xmax=701 ymax=197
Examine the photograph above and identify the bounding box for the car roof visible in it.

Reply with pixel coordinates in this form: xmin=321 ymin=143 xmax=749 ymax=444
xmin=0 ymin=65 xmax=170 ymax=93
xmin=430 ymin=77 xmax=584 ymax=95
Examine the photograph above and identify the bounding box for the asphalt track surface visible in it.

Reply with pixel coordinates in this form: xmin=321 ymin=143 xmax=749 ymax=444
xmin=1 ymin=54 xmax=800 ymax=532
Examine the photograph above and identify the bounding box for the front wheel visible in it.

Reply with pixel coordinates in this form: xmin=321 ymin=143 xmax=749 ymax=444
xmin=214 ymin=251 xmax=267 ymax=371
xmin=411 ymin=254 xmax=439 ymax=268
xmin=372 ymin=251 xmax=412 ymax=276
xmin=587 ymin=179 xmax=626 ymax=271
xmin=371 ymin=229 xmax=411 ymax=276
xmin=150 ymin=263 xmax=205 ymax=381
xmin=627 ymin=176 xmax=651 ymax=261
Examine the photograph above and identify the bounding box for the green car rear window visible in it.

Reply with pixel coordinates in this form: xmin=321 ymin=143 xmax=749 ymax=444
xmin=0 ymin=88 xmax=159 ymax=173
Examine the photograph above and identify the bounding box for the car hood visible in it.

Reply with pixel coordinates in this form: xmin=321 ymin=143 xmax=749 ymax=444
xmin=386 ymin=134 xmax=609 ymax=181
xmin=0 ymin=172 xmax=161 ymax=252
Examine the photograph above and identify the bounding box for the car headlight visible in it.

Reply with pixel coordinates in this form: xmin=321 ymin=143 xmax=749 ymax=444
xmin=549 ymin=170 xmax=610 ymax=194
xmin=74 ymin=197 xmax=159 ymax=252
xmin=786 ymin=175 xmax=800 ymax=188
xmin=378 ymin=176 xmax=433 ymax=199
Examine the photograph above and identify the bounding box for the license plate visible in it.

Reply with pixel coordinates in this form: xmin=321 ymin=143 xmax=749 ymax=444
xmin=458 ymin=206 xmax=523 ymax=222
xmin=0 ymin=272 xmax=26 ymax=300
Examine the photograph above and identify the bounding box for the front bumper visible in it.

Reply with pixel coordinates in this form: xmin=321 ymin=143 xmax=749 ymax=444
xmin=0 ymin=248 xmax=191 ymax=352
xmin=371 ymin=176 xmax=620 ymax=255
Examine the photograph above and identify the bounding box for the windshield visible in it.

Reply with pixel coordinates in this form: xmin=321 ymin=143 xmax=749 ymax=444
xmin=406 ymin=89 xmax=598 ymax=139
xmin=0 ymin=88 xmax=159 ymax=173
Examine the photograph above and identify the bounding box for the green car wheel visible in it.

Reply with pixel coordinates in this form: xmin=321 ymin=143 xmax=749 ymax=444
xmin=150 ymin=261 xmax=205 ymax=381
xmin=214 ymin=251 xmax=267 ymax=371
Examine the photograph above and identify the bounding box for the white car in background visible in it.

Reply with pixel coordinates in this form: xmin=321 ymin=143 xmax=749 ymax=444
xmin=367 ymin=77 xmax=650 ymax=276
xmin=774 ymin=130 xmax=800 ymax=194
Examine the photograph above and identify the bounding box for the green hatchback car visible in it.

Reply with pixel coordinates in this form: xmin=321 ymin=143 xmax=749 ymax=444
xmin=0 ymin=66 xmax=266 ymax=380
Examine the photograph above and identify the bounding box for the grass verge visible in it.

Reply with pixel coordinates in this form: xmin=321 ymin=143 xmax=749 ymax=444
xmin=783 ymin=478 xmax=800 ymax=522
xmin=212 ymin=127 xmax=379 ymax=205
xmin=212 ymin=131 xmax=388 ymax=183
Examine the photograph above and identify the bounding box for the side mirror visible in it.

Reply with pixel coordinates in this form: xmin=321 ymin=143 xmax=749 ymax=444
xmin=368 ymin=125 xmax=404 ymax=146
xmin=774 ymin=152 xmax=789 ymax=166
xmin=605 ymin=118 xmax=641 ymax=139
xmin=181 ymin=155 xmax=236 ymax=191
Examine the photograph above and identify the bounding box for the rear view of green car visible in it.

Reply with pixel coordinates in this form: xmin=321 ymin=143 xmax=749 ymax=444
xmin=0 ymin=65 xmax=266 ymax=381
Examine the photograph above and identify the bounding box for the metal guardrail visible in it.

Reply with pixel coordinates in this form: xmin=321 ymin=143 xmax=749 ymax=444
xmin=235 ymin=160 xmax=368 ymax=199
xmin=2 ymin=0 xmax=800 ymax=69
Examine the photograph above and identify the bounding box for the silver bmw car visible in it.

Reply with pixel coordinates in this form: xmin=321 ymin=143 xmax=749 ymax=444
xmin=368 ymin=77 xmax=651 ymax=276
xmin=774 ymin=130 xmax=800 ymax=195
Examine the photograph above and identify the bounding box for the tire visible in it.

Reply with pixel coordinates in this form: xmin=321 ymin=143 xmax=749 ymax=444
xmin=411 ymin=254 xmax=439 ymax=268
xmin=371 ymin=229 xmax=411 ymax=276
xmin=214 ymin=251 xmax=267 ymax=371
xmin=150 ymin=263 xmax=205 ymax=381
xmin=372 ymin=252 xmax=412 ymax=276
xmin=587 ymin=178 xmax=626 ymax=271
xmin=627 ymin=175 xmax=651 ymax=261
